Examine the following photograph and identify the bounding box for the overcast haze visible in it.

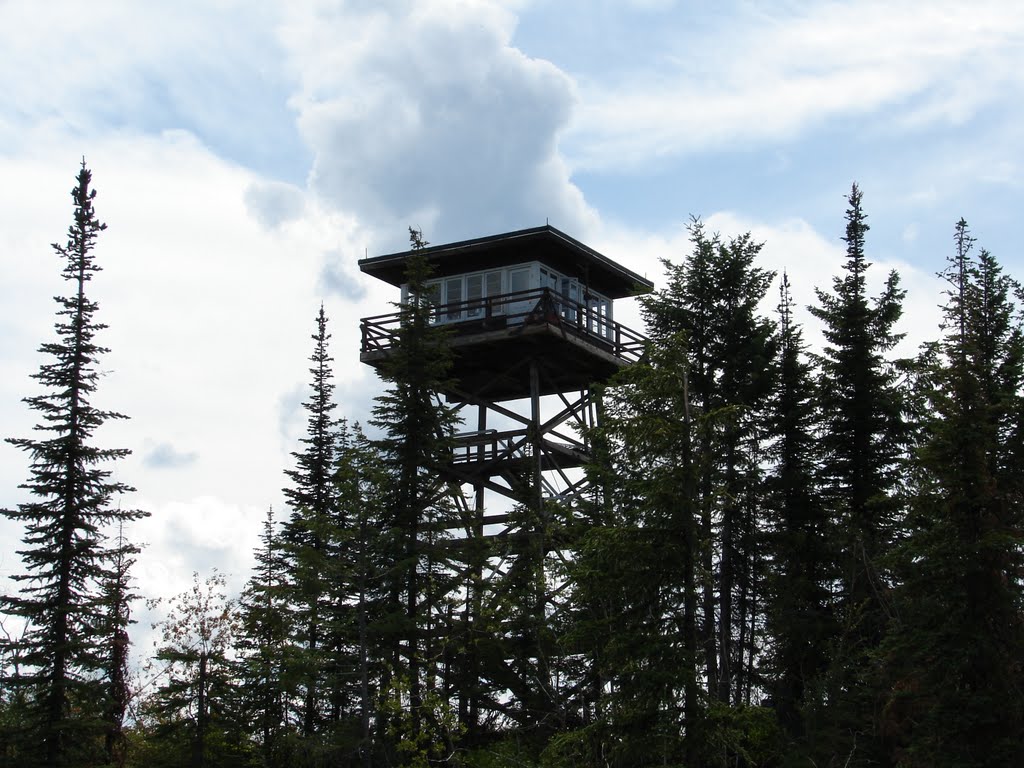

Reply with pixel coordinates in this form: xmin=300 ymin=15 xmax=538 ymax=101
xmin=2 ymin=0 xmax=1022 ymax=652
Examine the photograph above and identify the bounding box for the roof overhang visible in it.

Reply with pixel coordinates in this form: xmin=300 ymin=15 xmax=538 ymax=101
xmin=358 ymin=225 xmax=654 ymax=300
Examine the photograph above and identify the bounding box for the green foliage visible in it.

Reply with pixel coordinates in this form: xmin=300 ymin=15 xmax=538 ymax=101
xmin=538 ymin=724 xmax=614 ymax=768
xmin=878 ymin=220 xmax=1024 ymax=766
xmin=460 ymin=736 xmax=542 ymax=768
xmin=378 ymin=675 xmax=464 ymax=767
xmin=280 ymin=305 xmax=342 ymax=739
xmin=569 ymin=329 xmax=702 ymax=765
xmin=369 ymin=227 xmax=461 ymax=753
xmin=702 ymin=703 xmax=782 ymax=768
xmin=139 ymin=572 xmax=249 ymax=768
xmin=1 ymin=161 xmax=146 ymax=767
xmin=642 ymin=219 xmax=777 ymax=708
xmin=805 ymin=183 xmax=910 ymax=763
xmin=763 ymin=274 xmax=833 ymax=740
xmin=234 ymin=508 xmax=288 ymax=768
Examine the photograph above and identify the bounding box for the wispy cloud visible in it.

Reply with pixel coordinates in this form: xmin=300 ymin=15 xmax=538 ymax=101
xmin=565 ymin=0 xmax=1024 ymax=170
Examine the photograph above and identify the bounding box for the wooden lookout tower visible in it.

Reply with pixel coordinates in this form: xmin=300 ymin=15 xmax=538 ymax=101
xmin=358 ymin=224 xmax=652 ymax=728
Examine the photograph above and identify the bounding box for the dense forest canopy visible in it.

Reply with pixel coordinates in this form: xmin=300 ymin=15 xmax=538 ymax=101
xmin=2 ymin=169 xmax=1023 ymax=767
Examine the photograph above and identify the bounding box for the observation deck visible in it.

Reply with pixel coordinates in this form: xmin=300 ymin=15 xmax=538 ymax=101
xmin=359 ymin=287 xmax=647 ymax=401
xmin=358 ymin=225 xmax=652 ymax=401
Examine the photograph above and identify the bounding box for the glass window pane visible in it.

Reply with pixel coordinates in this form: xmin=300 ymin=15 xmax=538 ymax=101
xmin=466 ymin=274 xmax=483 ymax=318
xmin=446 ymin=277 xmax=463 ymax=321
xmin=509 ymin=268 xmax=529 ymax=292
xmin=486 ymin=271 xmax=503 ymax=315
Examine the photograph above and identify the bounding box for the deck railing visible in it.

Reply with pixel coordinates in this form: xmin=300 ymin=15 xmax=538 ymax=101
xmin=450 ymin=428 xmax=531 ymax=465
xmin=360 ymin=288 xmax=647 ymax=365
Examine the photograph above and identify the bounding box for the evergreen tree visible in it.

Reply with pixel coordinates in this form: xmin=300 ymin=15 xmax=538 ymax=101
xmin=308 ymin=419 xmax=387 ymax=765
xmin=0 ymin=161 xmax=145 ymax=767
xmin=331 ymin=421 xmax=389 ymax=767
xmin=763 ymin=274 xmax=833 ymax=744
xmin=236 ymin=508 xmax=288 ymax=768
xmin=565 ymin=331 xmax=702 ymax=766
xmin=880 ymin=221 xmax=1024 ymax=766
xmin=100 ymin=523 xmax=137 ymax=768
xmin=643 ymin=219 xmax=776 ymax=706
xmin=280 ymin=305 xmax=339 ymax=740
xmin=807 ymin=183 xmax=909 ymax=763
xmin=369 ymin=228 xmax=459 ymax=759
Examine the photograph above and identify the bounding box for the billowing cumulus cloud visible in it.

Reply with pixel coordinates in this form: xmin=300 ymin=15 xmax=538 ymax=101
xmin=281 ymin=0 xmax=596 ymax=246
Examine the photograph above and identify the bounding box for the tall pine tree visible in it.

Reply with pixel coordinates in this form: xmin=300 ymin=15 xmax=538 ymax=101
xmin=643 ymin=219 xmax=776 ymax=706
xmin=236 ymin=508 xmax=288 ymax=768
xmin=880 ymin=220 xmax=1024 ymax=766
xmin=1 ymin=161 xmax=145 ymax=767
xmin=565 ymin=330 xmax=702 ymax=766
xmin=280 ymin=305 xmax=339 ymax=741
xmin=369 ymin=228 xmax=459 ymax=760
xmin=764 ymin=273 xmax=833 ymax=745
xmin=808 ymin=183 xmax=909 ymax=764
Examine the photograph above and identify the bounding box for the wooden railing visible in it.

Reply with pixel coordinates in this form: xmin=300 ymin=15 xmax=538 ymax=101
xmin=450 ymin=429 xmax=531 ymax=465
xmin=360 ymin=288 xmax=647 ymax=365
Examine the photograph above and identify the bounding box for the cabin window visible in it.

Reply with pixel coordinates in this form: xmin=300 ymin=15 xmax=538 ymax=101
xmin=560 ymin=277 xmax=580 ymax=322
xmin=508 ymin=268 xmax=530 ymax=293
xmin=424 ymin=269 xmax=507 ymax=323
xmin=466 ymin=273 xmax=484 ymax=318
xmin=445 ymin=277 xmax=463 ymax=321
xmin=415 ymin=264 xmax=612 ymax=333
xmin=539 ymin=266 xmax=558 ymax=293
xmin=486 ymin=271 xmax=503 ymax=312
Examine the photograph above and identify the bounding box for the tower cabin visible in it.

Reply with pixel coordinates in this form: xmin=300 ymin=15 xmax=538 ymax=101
xmin=358 ymin=225 xmax=653 ymax=402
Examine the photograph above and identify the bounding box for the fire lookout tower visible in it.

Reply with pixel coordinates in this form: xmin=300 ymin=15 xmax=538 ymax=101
xmin=358 ymin=224 xmax=652 ymax=727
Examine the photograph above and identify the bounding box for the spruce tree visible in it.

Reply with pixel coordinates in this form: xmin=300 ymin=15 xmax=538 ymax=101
xmin=100 ymin=524 xmax=137 ymax=768
xmin=566 ymin=331 xmax=702 ymax=766
xmin=764 ymin=274 xmax=833 ymax=743
xmin=880 ymin=221 xmax=1024 ymax=766
xmin=331 ymin=421 xmax=388 ymax=767
xmin=280 ymin=305 xmax=339 ymax=740
xmin=643 ymin=219 xmax=776 ymax=706
xmin=0 ymin=161 xmax=145 ymax=767
xmin=236 ymin=508 xmax=288 ymax=768
xmin=807 ymin=183 xmax=909 ymax=763
xmin=369 ymin=228 xmax=459 ymax=757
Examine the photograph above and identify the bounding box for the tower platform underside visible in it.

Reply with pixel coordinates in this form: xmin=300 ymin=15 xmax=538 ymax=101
xmin=361 ymin=319 xmax=628 ymax=401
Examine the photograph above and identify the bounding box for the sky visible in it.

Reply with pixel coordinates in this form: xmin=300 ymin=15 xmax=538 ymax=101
xmin=1 ymin=0 xmax=1022 ymax=655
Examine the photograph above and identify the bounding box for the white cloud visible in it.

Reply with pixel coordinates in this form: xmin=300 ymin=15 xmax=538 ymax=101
xmin=565 ymin=0 xmax=1024 ymax=170
xmin=280 ymin=0 xmax=596 ymax=244
xmin=245 ymin=181 xmax=307 ymax=229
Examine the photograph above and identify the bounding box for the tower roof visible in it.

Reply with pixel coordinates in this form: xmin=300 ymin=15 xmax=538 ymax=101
xmin=358 ymin=224 xmax=654 ymax=299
